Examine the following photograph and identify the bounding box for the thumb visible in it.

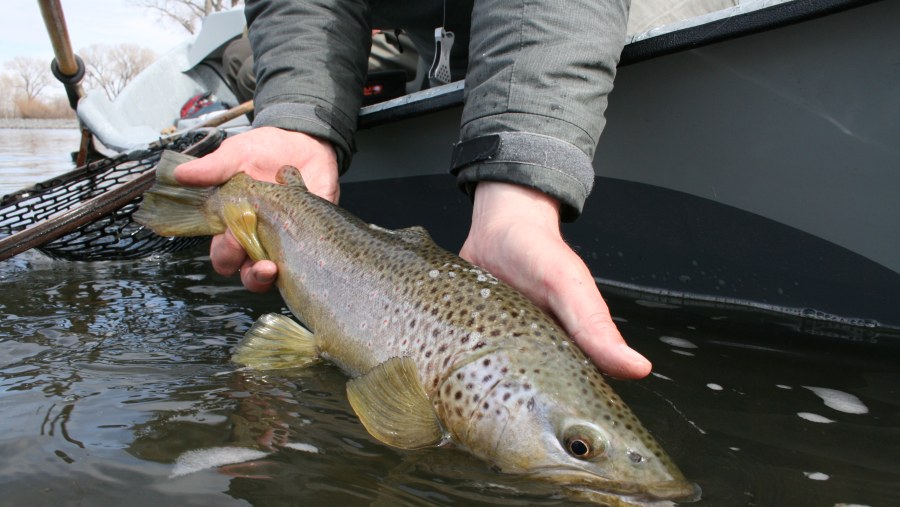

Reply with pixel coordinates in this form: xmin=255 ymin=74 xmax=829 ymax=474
xmin=173 ymin=149 xmax=239 ymax=187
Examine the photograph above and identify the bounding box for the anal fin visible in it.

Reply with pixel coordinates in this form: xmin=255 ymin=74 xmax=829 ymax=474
xmin=233 ymin=313 xmax=318 ymax=370
xmin=346 ymin=357 xmax=445 ymax=449
xmin=223 ymin=201 xmax=269 ymax=262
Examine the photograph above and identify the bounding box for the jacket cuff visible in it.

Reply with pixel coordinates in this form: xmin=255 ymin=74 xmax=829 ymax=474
xmin=450 ymin=132 xmax=595 ymax=221
xmin=253 ymin=102 xmax=356 ymax=173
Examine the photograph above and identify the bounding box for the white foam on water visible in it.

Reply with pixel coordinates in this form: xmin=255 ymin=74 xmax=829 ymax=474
xmin=803 ymin=386 xmax=869 ymax=414
xmin=651 ymin=372 xmax=673 ymax=381
xmin=797 ymin=412 xmax=835 ymax=424
xmin=659 ymin=336 xmax=697 ymax=349
xmin=170 ymin=447 xmax=271 ymax=478
xmin=776 ymin=384 xmax=792 ymax=389
xmin=671 ymin=350 xmax=695 ymax=357
xmin=706 ymin=383 xmax=723 ymax=391
xmin=833 ymin=503 xmax=872 ymax=507
xmin=803 ymin=471 xmax=830 ymax=481
xmin=283 ymin=442 xmax=319 ymax=453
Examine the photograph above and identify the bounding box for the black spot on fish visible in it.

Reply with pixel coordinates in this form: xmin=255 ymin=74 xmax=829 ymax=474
xmin=482 ymin=359 xmax=491 ymax=367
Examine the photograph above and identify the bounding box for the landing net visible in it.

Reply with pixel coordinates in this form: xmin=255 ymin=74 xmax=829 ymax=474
xmin=0 ymin=129 xmax=224 ymax=261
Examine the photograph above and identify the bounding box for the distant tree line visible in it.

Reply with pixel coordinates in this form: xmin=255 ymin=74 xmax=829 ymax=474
xmin=0 ymin=0 xmax=242 ymax=119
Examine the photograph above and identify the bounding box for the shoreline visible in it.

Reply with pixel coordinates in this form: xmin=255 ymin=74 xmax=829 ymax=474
xmin=0 ymin=118 xmax=79 ymax=130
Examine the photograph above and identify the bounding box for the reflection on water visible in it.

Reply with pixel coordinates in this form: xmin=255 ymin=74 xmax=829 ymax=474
xmin=0 ymin=128 xmax=81 ymax=196
xmin=1 ymin=247 xmax=898 ymax=506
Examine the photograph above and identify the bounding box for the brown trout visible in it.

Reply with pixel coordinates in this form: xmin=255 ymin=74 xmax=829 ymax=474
xmin=135 ymin=150 xmax=699 ymax=505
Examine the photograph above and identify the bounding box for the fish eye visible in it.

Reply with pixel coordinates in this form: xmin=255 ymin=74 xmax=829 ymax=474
xmin=562 ymin=425 xmax=606 ymax=460
xmin=566 ymin=437 xmax=591 ymax=458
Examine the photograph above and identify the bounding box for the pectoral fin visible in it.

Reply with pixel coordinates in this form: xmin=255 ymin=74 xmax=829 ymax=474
xmin=232 ymin=313 xmax=319 ymax=370
xmin=346 ymin=357 xmax=445 ymax=449
xmin=223 ymin=201 xmax=269 ymax=262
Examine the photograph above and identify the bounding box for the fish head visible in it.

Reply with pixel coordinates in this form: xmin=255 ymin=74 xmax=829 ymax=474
xmin=444 ymin=349 xmax=699 ymax=503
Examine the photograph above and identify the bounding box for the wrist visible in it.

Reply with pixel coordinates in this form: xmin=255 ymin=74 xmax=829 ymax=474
xmin=470 ymin=182 xmax=562 ymax=232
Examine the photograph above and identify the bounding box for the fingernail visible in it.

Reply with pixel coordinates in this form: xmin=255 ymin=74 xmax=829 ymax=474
xmin=618 ymin=344 xmax=651 ymax=367
xmin=254 ymin=271 xmax=274 ymax=284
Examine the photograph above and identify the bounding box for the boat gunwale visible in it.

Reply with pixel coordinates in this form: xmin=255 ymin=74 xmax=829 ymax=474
xmin=357 ymin=0 xmax=881 ymax=129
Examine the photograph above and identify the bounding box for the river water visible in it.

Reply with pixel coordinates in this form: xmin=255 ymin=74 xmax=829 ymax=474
xmin=1 ymin=129 xmax=898 ymax=506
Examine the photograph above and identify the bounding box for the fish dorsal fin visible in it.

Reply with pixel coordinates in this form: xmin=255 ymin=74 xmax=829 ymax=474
xmin=368 ymin=224 xmax=433 ymax=245
xmin=372 ymin=225 xmax=431 ymax=245
xmin=275 ymin=166 xmax=308 ymax=189
xmin=223 ymin=201 xmax=269 ymax=262
xmin=232 ymin=313 xmax=319 ymax=370
xmin=397 ymin=225 xmax=431 ymax=243
xmin=346 ymin=357 xmax=445 ymax=449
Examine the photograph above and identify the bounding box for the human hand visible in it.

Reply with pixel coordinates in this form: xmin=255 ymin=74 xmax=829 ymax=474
xmin=174 ymin=126 xmax=339 ymax=292
xmin=459 ymin=182 xmax=652 ymax=379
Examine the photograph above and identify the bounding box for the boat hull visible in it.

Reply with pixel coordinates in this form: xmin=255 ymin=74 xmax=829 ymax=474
xmin=344 ymin=0 xmax=900 ymax=330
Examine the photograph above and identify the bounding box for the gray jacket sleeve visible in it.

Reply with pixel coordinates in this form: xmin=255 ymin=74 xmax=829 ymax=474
xmin=451 ymin=0 xmax=630 ymax=221
xmin=245 ymin=0 xmax=371 ymax=172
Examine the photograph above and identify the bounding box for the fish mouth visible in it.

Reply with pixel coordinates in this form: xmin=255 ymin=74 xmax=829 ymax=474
xmin=526 ymin=467 xmax=701 ymax=503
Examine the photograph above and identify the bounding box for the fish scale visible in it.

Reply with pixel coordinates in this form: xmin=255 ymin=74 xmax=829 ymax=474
xmin=134 ymin=150 xmax=699 ymax=505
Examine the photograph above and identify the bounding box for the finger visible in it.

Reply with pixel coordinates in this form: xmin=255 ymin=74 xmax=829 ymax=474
xmin=210 ymin=231 xmax=249 ymax=276
xmin=545 ymin=255 xmax=652 ymax=379
xmin=239 ymin=259 xmax=278 ymax=293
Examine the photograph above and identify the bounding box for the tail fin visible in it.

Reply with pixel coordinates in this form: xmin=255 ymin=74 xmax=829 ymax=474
xmin=134 ymin=150 xmax=225 ymax=237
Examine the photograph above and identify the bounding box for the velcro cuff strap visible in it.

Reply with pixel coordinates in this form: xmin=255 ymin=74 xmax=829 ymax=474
xmin=452 ymin=132 xmax=592 ymax=179
xmin=450 ymin=131 xmax=595 ymax=206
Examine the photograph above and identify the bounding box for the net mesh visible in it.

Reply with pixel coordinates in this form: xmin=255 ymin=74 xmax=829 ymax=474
xmin=0 ymin=129 xmax=223 ymax=261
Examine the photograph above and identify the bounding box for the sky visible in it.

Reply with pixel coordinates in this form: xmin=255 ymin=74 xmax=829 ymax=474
xmin=1 ymin=0 xmax=195 ymax=66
